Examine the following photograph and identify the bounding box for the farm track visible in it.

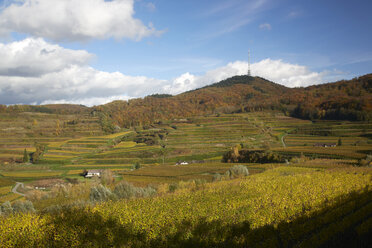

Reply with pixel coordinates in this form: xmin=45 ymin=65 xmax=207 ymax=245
xmin=12 ymin=182 xmax=25 ymax=196
xmin=281 ymin=133 xmax=288 ymax=147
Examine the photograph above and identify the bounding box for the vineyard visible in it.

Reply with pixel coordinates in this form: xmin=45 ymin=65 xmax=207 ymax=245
xmin=0 ymin=166 xmax=371 ymax=247
xmin=0 ymin=108 xmax=371 ymax=246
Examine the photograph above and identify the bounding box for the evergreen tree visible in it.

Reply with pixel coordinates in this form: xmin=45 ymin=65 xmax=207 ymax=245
xmin=23 ymin=149 xmax=29 ymax=163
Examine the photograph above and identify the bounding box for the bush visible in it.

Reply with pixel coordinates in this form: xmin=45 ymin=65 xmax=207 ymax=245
xmin=212 ymin=173 xmax=222 ymax=182
xmin=222 ymin=149 xmax=284 ymax=163
xmin=134 ymin=162 xmax=141 ymax=170
xmin=43 ymin=200 xmax=90 ymax=214
xmin=66 ymin=178 xmax=79 ymax=184
xmin=193 ymin=179 xmax=206 ymax=190
xmin=168 ymin=183 xmax=178 ymax=193
xmin=90 ymin=185 xmax=113 ymax=202
xmin=12 ymin=200 xmax=35 ymax=214
xmin=142 ymin=186 xmax=157 ymax=198
xmin=225 ymin=165 xmax=249 ymax=179
xmin=357 ymin=155 xmax=372 ymax=167
xmin=113 ymin=181 xmax=156 ymax=199
xmin=100 ymin=169 xmax=115 ymax=185
xmin=113 ymin=181 xmax=140 ymax=199
xmin=1 ymin=201 xmax=13 ymax=215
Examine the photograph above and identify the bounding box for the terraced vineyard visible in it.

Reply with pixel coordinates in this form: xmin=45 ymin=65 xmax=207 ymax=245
xmin=0 ymin=112 xmax=105 ymax=164
xmin=0 ymin=111 xmax=371 ymax=188
xmin=0 ymin=109 xmax=371 ymax=247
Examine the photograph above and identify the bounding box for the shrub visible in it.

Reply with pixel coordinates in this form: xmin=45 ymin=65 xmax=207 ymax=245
xmin=193 ymin=179 xmax=206 ymax=190
xmin=100 ymin=169 xmax=115 ymax=185
xmin=43 ymin=200 xmax=90 ymax=214
xmin=90 ymin=185 xmax=113 ymax=202
xmin=113 ymin=181 xmax=139 ymax=199
xmin=66 ymin=178 xmax=79 ymax=184
xmin=142 ymin=186 xmax=157 ymax=198
xmin=168 ymin=183 xmax=178 ymax=193
xmin=113 ymin=181 xmax=156 ymax=199
xmin=225 ymin=165 xmax=249 ymax=179
xmin=212 ymin=173 xmax=222 ymax=182
xmin=357 ymin=155 xmax=372 ymax=167
xmin=12 ymin=200 xmax=35 ymax=214
xmin=134 ymin=162 xmax=141 ymax=170
xmin=1 ymin=201 xmax=13 ymax=215
xmin=222 ymin=149 xmax=284 ymax=163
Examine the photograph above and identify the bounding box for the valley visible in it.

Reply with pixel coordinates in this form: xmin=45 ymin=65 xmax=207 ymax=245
xmin=0 ymin=75 xmax=371 ymax=247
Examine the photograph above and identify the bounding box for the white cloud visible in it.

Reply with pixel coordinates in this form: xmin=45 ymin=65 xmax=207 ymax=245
xmin=0 ymin=38 xmax=336 ymax=106
xmin=0 ymin=38 xmax=93 ymax=77
xmin=0 ymin=64 xmax=166 ymax=106
xmin=252 ymin=59 xmax=325 ymax=87
xmin=259 ymin=23 xmax=271 ymax=30
xmin=162 ymin=59 xmax=329 ymax=94
xmin=41 ymin=95 xmax=133 ymax=107
xmin=0 ymin=0 xmax=162 ymax=41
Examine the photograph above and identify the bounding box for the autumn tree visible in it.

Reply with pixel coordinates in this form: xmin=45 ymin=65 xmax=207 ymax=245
xmin=31 ymin=143 xmax=46 ymax=163
xmin=55 ymin=120 xmax=61 ymax=136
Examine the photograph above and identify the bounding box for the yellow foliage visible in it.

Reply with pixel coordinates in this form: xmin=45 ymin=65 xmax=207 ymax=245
xmin=0 ymin=166 xmax=371 ymax=246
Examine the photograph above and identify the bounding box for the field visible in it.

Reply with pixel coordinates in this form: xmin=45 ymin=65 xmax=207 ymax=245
xmin=0 ymin=110 xmax=371 ymax=246
xmin=0 ymin=111 xmax=371 ymax=192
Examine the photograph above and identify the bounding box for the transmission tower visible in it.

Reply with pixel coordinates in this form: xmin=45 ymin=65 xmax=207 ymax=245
xmin=247 ymin=49 xmax=251 ymax=76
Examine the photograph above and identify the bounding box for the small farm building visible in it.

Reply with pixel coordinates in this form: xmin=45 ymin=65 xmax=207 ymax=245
xmin=313 ymin=143 xmax=337 ymax=147
xmin=84 ymin=170 xmax=102 ymax=178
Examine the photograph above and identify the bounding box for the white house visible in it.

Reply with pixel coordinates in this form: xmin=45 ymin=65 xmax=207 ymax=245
xmin=176 ymin=161 xmax=189 ymax=165
xmin=84 ymin=170 xmax=102 ymax=178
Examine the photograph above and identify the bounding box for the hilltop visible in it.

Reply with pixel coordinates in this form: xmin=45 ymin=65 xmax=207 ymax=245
xmin=0 ymin=74 xmax=371 ymax=127
xmin=95 ymin=74 xmax=372 ymax=127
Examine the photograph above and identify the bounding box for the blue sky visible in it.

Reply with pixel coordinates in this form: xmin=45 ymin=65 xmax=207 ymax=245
xmin=86 ymin=0 xmax=372 ymax=78
xmin=0 ymin=0 xmax=371 ymax=106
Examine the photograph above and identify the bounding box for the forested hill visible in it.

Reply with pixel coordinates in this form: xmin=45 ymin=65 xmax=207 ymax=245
xmin=0 ymin=74 xmax=371 ymax=128
xmin=93 ymin=76 xmax=291 ymax=128
xmin=93 ymin=74 xmax=372 ymax=128
xmin=0 ymin=103 xmax=89 ymax=115
xmin=201 ymin=75 xmax=284 ymax=89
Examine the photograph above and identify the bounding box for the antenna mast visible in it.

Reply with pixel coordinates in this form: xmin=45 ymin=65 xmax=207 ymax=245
xmin=247 ymin=49 xmax=251 ymax=76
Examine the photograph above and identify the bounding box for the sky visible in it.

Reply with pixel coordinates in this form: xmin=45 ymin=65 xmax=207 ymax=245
xmin=0 ymin=0 xmax=371 ymax=106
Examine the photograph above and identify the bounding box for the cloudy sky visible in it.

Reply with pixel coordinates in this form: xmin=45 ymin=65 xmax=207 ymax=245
xmin=0 ymin=0 xmax=371 ymax=106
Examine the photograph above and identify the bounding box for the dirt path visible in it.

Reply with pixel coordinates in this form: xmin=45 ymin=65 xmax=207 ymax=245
xmin=281 ymin=133 xmax=288 ymax=147
xmin=12 ymin=182 xmax=25 ymax=196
